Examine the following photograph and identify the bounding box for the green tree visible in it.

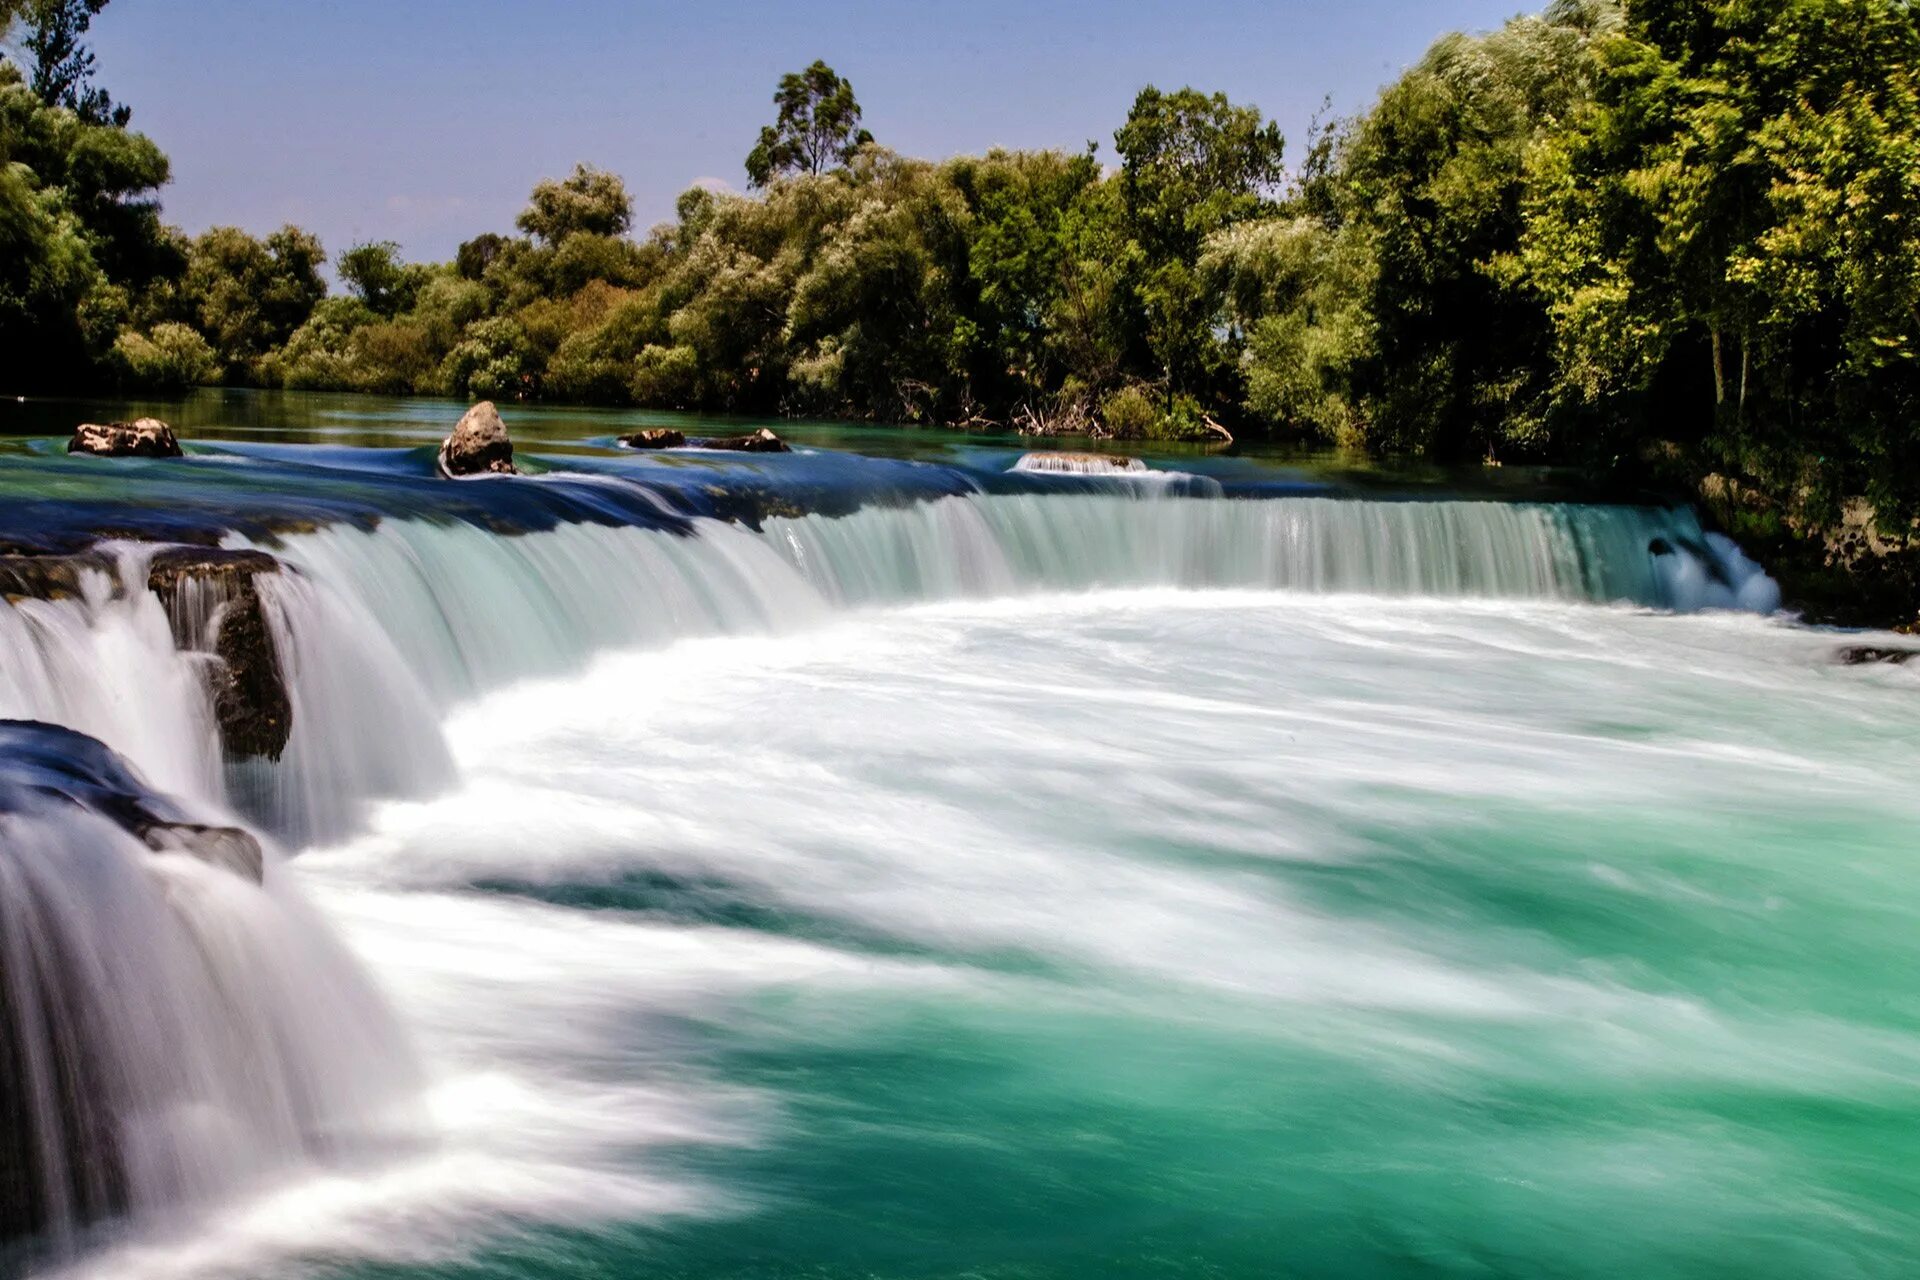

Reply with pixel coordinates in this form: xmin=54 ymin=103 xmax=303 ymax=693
xmin=745 ymin=60 xmax=874 ymax=188
xmin=338 ymin=239 xmax=428 ymax=317
xmin=1331 ymin=2 xmax=1617 ymax=456
xmin=1114 ymin=86 xmax=1285 ymax=407
xmin=516 ymin=163 xmax=632 ymax=245
xmin=1522 ymin=0 xmax=1920 ymax=526
xmin=18 ymin=0 xmax=126 ymax=126
xmin=172 ymin=225 xmax=326 ymax=378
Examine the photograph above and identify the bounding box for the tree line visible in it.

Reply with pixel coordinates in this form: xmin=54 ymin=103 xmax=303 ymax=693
xmin=3 ymin=1 xmax=1918 ymax=560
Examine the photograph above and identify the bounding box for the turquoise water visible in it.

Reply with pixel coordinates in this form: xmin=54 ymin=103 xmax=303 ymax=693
xmin=54 ymin=592 xmax=1914 ymax=1280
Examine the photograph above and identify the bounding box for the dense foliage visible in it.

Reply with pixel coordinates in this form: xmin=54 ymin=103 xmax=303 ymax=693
xmin=3 ymin=1 xmax=1918 ymax=605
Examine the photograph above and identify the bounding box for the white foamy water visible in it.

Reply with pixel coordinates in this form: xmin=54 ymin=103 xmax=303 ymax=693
xmin=8 ymin=486 xmax=1897 ymax=1280
xmin=40 ymin=587 xmax=1911 ymax=1278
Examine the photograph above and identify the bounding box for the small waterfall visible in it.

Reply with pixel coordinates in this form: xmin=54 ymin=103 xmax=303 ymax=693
xmin=1012 ymin=452 xmax=1150 ymax=474
xmin=0 ymin=722 xmax=419 ymax=1262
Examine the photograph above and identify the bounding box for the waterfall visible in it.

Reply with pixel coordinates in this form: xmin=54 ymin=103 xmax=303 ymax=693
xmin=0 ymin=473 xmax=1785 ymax=1259
xmin=0 ymin=722 xmax=420 ymax=1264
xmin=0 ymin=492 xmax=1779 ymax=845
xmin=188 ymin=491 xmax=1770 ymax=840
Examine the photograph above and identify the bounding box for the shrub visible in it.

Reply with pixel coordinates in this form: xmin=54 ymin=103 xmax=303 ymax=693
xmin=107 ymin=322 xmax=216 ymax=389
xmin=1098 ymin=384 xmax=1158 ymax=438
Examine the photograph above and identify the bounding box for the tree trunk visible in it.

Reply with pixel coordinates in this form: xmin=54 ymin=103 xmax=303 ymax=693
xmin=1739 ymin=340 xmax=1750 ymax=415
xmin=1711 ymin=328 xmax=1727 ymax=406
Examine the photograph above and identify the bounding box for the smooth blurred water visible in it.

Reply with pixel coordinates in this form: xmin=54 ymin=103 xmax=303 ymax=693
xmin=38 ymin=588 xmax=1915 ymax=1280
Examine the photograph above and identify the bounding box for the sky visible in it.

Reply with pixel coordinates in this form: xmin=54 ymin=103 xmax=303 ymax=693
xmin=82 ymin=0 xmax=1529 ymax=265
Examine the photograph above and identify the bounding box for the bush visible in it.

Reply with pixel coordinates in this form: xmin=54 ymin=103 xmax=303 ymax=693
xmin=1098 ymin=384 xmax=1158 ymax=438
xmin=630 ymin=343 xmax=700 ymax=407
xmin=107 ymin=322 xmax=216 ymax=389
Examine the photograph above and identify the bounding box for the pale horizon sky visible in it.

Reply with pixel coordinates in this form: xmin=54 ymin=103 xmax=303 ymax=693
xmin=78 ymin=0 xmax=1529 ymax=265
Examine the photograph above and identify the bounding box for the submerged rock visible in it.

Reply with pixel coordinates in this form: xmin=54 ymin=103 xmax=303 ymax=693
xmin=0 ymin=720 xmax=264 ymax=883
xmin=695 ymin=427 xmax=790 ymax=453
xmin=67 ymin=418 xmax=183 ymax=458
xmin=1835 ymin=645 xmax=1919 ymax=666
xmin=620 ymin=427 xmax=687 ymax=450
xmin=438 ymin=400 xmax=517 ymax=476
xmin=147 ymin=548 xmax=292 ymax=761
xmin=135 ymin=821 xmax=264 ymax=883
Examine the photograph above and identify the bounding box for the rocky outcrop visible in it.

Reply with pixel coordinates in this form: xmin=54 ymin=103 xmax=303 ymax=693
xmin=695 ymin=428 xmax=790 ymax=453
xmin=67 ymin=418 xmax=182 ymax=458
xmin=146 ymin=548 xmax=292 ymax=761
xmin=1013 ymin=451 xmax=1146 ymax=475
xmin=0 ymin=548 xmax=294 ymax=759
xmin=0 ymin=553 xmax=112 ymax=602
xmin=438 ymin=401 xmax=517 ymax=476
xmin=620 ymin=428 xmax=687 ymax=449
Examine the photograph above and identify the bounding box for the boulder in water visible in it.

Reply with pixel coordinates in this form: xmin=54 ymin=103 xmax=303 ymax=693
xmin=147 ymin=547 xmax=292 ymax=761
xmin=1835 ymin=645 xmax=1919 ymax=666
xmin=438 ymin=401 xmax=517 ymax=477
xmin=0 ymin=720 xmax=264 ymax=883
xmin=695 ymin=427 xmax=790 ymax=453
xmin=67 ymin=418 xmax=182 ymax=458
xmin=136 ymin=821 xmax=264 ymax=882
xmin=1013 ymin=451 xmax=1145 ymax=475
xmin=620 ymin=427 xmax=687 ymax=449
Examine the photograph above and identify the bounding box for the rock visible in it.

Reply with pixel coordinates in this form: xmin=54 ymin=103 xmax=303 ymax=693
xmin=1835 ymin=645 xmax=1919 ymax=666
xmin=136 ymin=821 xmax=264 ymax=883
xmin=438 ymin=401 xmax=517 ymax=477
xmin=67 ymin=418 xmax=182 ymax=458
xmin=694 ymin=427 xmax=790 ymax=453
xmin=0 ymin=552 xmax=112 ymax=602
xmin=1013 ymin=451 xmax=1145 ymax=475
xmin=619 ymin=428 xmax=687 ymax=450
xmin=146 ymin=548 xmax=292 ymax=761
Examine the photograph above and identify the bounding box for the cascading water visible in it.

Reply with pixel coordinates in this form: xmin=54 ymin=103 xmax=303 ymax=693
xmin=44 ymin=488 xmax=1752 ymax=840
xmin=1011 ymin=452 xmax=1151 ymax=474
xmin=0 ymin=722 xmax=420 ymax=1266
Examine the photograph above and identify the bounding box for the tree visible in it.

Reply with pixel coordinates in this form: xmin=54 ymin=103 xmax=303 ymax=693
xmin=18 ymin=0 xmax=126 ymax=126
xmin=455 ymin=231 xmax=509 ymax=281
xmin=1114 ymin=86 xmax=1285 ymax=406
xmin=338 ymin=240 xmax=427 ymax=317
xmin=744 ymin=60 xmax=873 ymax=188
xmin=515 ymin=164 xmax=632 ymax=245
xmin=173 ymin=225 xmax=326 ymax=378
xmin=1330 ymin=4 xmax=1617 ymax=457
xmin=1522 ymin=0 xmax=1920 ymax=525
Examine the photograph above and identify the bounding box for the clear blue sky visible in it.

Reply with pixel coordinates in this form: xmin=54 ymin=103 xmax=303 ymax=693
xmin=86 ymin=0 xmax=1528 ymax=264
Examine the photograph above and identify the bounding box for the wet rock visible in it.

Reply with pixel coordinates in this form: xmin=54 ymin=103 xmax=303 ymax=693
xmin=1013 ymin=451 xmax=1145 ymax=475
xmin=0 ymin=553 xmax=112 ymax=602
xmin=135 ymin=822 xmax=264 ymax=883
xmin=438 ymin=401 xmax=517 ymax=477
xmin=619 ymin=428 xmax=687 ymax=450
xmin=67 ymin=418 xmax=183 ymax=458
xmin=1835 ymin=645 xmax=1919 ymax=666
xmin=694 ymin=427 xmax=790 ymax=453
xmin=146 ymin=548 xmax=292 ymax=761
